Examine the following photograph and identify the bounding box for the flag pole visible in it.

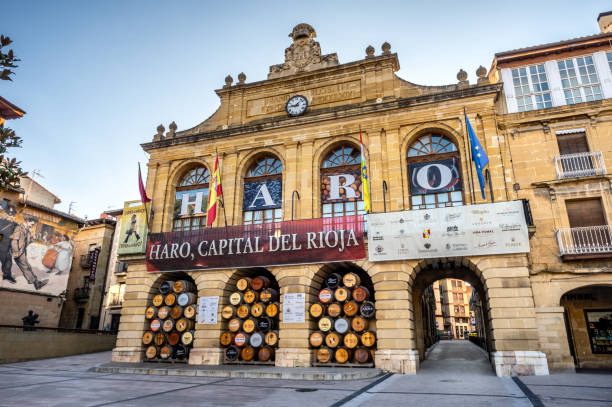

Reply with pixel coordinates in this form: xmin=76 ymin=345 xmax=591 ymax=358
xmin=139 ymin=162 xmax=151 ymax=233
xmin=463 ymin=108 xmax=477 ymax=203
xmin=216 ymin=148 xmax=227 ymax=228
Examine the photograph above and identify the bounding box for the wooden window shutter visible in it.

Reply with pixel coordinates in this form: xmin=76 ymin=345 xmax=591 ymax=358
xmin=566 ymin=199 xmax=606 ymax=228
xmin=557 ymin=132 xmax=589 ymax=155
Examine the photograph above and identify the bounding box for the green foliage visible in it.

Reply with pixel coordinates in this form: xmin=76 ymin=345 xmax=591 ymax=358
xmin=0 ymin=35 xmax=19 ymax=81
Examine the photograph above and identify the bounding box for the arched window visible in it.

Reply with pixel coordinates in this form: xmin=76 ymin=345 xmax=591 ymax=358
xmin=243 ymin=156 xmax=282 ymax=225
xmin=173 ymin=166 xmax=210 ymax=231
xmin=407 ymin=134 xmax=463 ymax=209
xmin=321 ymin=144 xmax=365 ymax=218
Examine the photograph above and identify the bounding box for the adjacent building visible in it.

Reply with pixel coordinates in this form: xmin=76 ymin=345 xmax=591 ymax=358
xmin=433 ymin=279 xmax=473 ymax=339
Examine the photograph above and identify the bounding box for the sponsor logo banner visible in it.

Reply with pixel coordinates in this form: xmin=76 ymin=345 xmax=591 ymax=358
xmin=409 ymin=158 xmax=462 ymax=195
xmin=368 ymin=201 xmax=529 ymax=261
xmin=243 ymin=180 xmax=282 ymax=210
xmin=118 ymin=201 xmax=148 ymax=255
xmin=321 ymin=169 xmax=363 ymax=203
xmin=146 ymin=215 xmax=365 ymax=272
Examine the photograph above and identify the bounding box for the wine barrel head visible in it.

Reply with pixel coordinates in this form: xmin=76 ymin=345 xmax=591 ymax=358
xmin=251 ymin=276 xmax=270 ymax=291
xmin=142 ymin=331 xmax=154 ymax=345
xmin=162 ymin=319 xmax=174 ymax=333
xmin=334 ymin=318 xmax=349 ymax=334
xmin=184 ymin=305 xmax=196 ymax=319
xmin=177 ymin=292 xmax=197 ymax=306
xmin=221 ymin=305 xmax=235 ymax=320
xmin=325 ymin=332 xmax=341 ymax=348
xmin=251 ymin=303 xmax=264 ymax=317
xmin=237 ymin=304 xmax=250 ymax=319
xmin=152 ymin=294 xmax=164 ymax=307
xmin=243 ymin=290 xmax=258 ymax=304
xmin=229 ymin=292 xmax=243 ymax=306
xmin=309 ymin=303 xmax=325 ymax=318
xmin=145 ymin=345 xmax=158 ymax=359
xmin=149 ymin=319 xmax=161 ymax=332
xmin=335 ymin=347 xmax=351 ymax=363
xmin=343 ymin=301 xmax=358 ymax=317
xmin=164 ymin=293 xmax=177 ymax=306
xmin=316 ymin=347 xmax=333 ymax=363
xmin=257 ymin=317 xmax=273 ymax=332
xmin=260 ymin=288 xmax=278 ymax=303
xmin=220 ymin=331 xmax=233 ymax=346
xmin=343 ymin=332 xmax=359 ymax=349
xmin=265 ymin=303 xmax=279 ymax=318
xmin=342 ymin=272 xmax=361 ymax=288
xmin=228 ymin=318 xmax=242 ymax=332
xmin=241 ymin=346 xmax=255 ymax=361
xmin=361 ymin=331 xmax=376 ymax=347
xmin=354 ymin=347 xmax=370 ymax=363
xmin=258 ymin=346 xmax=273 ymax=361
xmin=181 ymin=331 xmax=194 ymax=346
xmin=327 ymin=303 xmax=342 ymax=318
xmin=176 ymin=318 xmax=194 ymax=332
xmin=351 ymin=316 xmax=367 ymax=332
xmin=264 ymin=331 xmax=278 ymax=347
xmin=174 ymin=345 xmax=188 ymax=360
xmin=353 ymin=286 xmax=370 ymax=302
xmin=318 ymin=288 xmax=333 ymax=304
xmin=159 ymin=281 xmax=174 ymax=295
xmin=170 ymin=306 xmax=183 ymax=320
xmin=168 ymin=332 xmax=180 ymax=346
xmin=233 ymin=332 xmax=249 ymax=347
xmin=249 ymin=332 xmax=263 ymax=347
xmin=318 ymin=317 xmax=332 ymax=332
xmin=309 ymin=331 xmax=324 ymax=347
xmin=144 ymin=306 xmax=157 ymax=320
xmin=154 ymin=332 xmax=166 ymax=346
xmin=225 ymin=346 xmax=239 ymax=361
xmin=159 ymin=345 xmax=172 ymax=359
xmin=325 ymin=273 xmax=341 ymax=289
xmin=157 ymin=306 xmax=169 ymax=319
xmin=236 ymin=277 xmax=251 ymax=292
xmin=334 ymin=287 xmax=351 ymax=302
xmin=360 ymin=301 xmax=375 ymax=319
xmin=243 ymin=318 xmax=256 ymax=333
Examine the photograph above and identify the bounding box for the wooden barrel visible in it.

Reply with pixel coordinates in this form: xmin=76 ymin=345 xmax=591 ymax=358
xmin=257 ymin=317 xmax=274 ymax=332
xmin=325 ymin=332 xmax=341 ymax=348
xmin=159 ymin=280 xmax=174 ymax=295
xmin=343 ymin=301 xmax=358 ymax=317
xmin=162 ymin=319 xmax=174 ymax=333
xmin=334 ymin=318 xmax=350 ymax=334
xmin=243 ymin=290 xmax=258 ymax=304
xmin=264 ymin=331 xmax=279 ymax=347
xmin=181 ymin=331 xmax=194 ymax=346
xmin=229 ymin=292 xmax=243 ymax=306
xmin=157 ymin=306 xmax=170 ymax=319
xmin=325 ymin=273 xmax=342 ymax=289
xmin=327 ymin=302 xmax=342 ymax=318
xmin=249 ymin=332 xmax=264 ymax=347
xmin=173 ymin=280 xmax=196 ymax=293
xmin=260 ymin=288 xmax=278 ymax=303
xmin=265 ymin=303 xmax=279 ymax=318
xmin=220 ymin=331 xmax=233 ymax=346
xmin=241 ymin=346 xmax=255 ymax=361
xmin=142 ymin=331 xmax=154 ymax=345
xmin=159 ymin=345 xmax=173 ymax=359
xmin=334 ymin=287 xmax=351 ymax=302
xmin=228 ymin=318 xmax=242 ymax=332
xmin=225 ymin=346 xmax=239 ymax=361
xmin=173 ymin=344 xmax=188 ymax=360
xmin=237 ymin=304 xmax=250 ymax=319
xmin=175 ymin=318 xmax=195 ymax=332
xmin=152 ymin=294 xmax=164 ymax=307
xmin=343 ymin=332 xmax=359 ymax=349
xmin=342 ymin=272 xmax=361 ymax=288
xmin=353 ymin=286 xmax=370 ymax=302
xmin=150 ymin=319 xmax=162 ymax=332
xmin=318 ymin=316 xmax=333 ymax=332
xmin=335 ymin=347 xmax=351 ymax=364
xmin=168 ymin=332 xmax=180 ymax=346
xmin=184 ymin=305 xmax=196 ymax=319
xmin=243 ymin=318 xmax=256 ymax=334
xmin=233 ymin=332 xmax=250 ymax=347
xmin=250 ymin=303 xmax=264 ymax=317
xmin=351 ymin=316 xmax=367 ymax=332
xmin=354 ymin=347 xmax=371 ymax=363
xmin=258 ymin=346 xmax=274 ymax=362
xmin=177 ymin=292 xmax=197 ymax=306
xmin=164 ymin=293 xmax=177 ymax=306
xmin=145 ymin=306 xmax=157 ymax=320
xmin=318 ymin=288 xmax=333 ymax=304
xmin=316 ymin=347 xmax=334 ymax=363
xmin=251 ymin=276 xmax=270 ymax=291
xmin=309 ymin=331 xmax=324 ymax=347
xmin=145 ymin=345 xmax=158 ymax=359
xmin=221 ymin=305 xmax=236 ymax=319
xmin=360 ymin=301 xmax=375 ymax=319
xmin=154 ymin=332 xmax=166 ymax=346
xmin=361 ymin=331 xmax=376 ymax=347
xmin=236 ymin=277 xmax=252 ymax=292
xmin=170 ymin=306 xmax=183 ymax=320
xmin=309 ymin=303 xmax=325 ymax=318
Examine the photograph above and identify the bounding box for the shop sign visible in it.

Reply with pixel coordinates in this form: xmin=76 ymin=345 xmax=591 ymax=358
xmin=321 ymin=168 xmax=362 ymax=203
xmin=409 ymin=158 xmax=462 ymax=195
xmin=367 ymin=201 xmax=529 ymax=261
xmin=146 ymin=215 xmax=365 ymax=272
xmin=118 ymin=200 xmax=149 ymax=255
xmin=243 ymin=180 xmax=282 ymax=210
xmin=89 ymin=247 xmax=100 ymax=281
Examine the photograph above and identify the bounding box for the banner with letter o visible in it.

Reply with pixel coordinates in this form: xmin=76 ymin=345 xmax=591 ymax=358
xmin=409 ymin=158 xmax=462 ymax=195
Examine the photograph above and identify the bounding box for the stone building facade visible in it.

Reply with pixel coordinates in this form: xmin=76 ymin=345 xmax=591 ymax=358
xmin=113 ymin=20 xmax=612 ymax=375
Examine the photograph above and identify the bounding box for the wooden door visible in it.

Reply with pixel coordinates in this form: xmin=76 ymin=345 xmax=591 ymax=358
xmin=566 ymin=199 xmax=609 ymax=249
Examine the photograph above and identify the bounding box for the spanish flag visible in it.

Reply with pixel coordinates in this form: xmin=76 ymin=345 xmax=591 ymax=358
xmin=360 ymin=131 xmax=371 ymax=212
xmin=206 ymin=153 xmax=223 ymax=227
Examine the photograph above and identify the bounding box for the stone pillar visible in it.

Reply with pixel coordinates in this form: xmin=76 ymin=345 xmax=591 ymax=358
xmin=535 ymin=306 xmax=575 ymax=372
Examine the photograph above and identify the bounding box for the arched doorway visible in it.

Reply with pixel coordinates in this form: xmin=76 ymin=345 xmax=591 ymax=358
xmin=560 ymin=285 xmax=612 ymax=369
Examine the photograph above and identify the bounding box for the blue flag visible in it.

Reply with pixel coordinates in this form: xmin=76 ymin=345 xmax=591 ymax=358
xmin=465 ymin=113 xmax=489 ymax=199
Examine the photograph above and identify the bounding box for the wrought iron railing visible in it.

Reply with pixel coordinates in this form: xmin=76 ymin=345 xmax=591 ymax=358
xmin=554 ymin=151 xmax=606 ymax=179
xmin=79 ymin=254 xmax=93 ymax=269
xmin=556 ymin=225 xmax=612 ymax=256
xmin=114 ymin=262 xmax=128 ymax=274
xmin=109 ymin=292 xmax=123 ymax=307
xmin=74 ymin=287 xmax=90 ymax=302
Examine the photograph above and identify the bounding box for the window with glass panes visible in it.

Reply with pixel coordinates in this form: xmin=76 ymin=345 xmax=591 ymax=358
xmin=321 ymin=144 xmax=366 ymax=219
xmin=407 ymin=134 xmax=463 ymax=209
xmin=557 ymin=56 xmax=602 ymax=104
xmin=173 ymin=166 xmax=210 ymax=231
xmin=607 ymin=52 xmax=612 ymax=73
xmin=243 ymin=156 xmax=282 ymax=225
xmin=511 ymin=64 xmax=552 ymax=112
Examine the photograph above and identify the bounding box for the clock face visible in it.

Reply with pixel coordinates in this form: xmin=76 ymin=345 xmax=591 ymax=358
xmin=285 ymin=95 xmax=308 ymax=117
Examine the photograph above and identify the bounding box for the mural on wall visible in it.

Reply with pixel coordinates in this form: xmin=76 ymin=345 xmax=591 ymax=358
xmin=0 ymin=205 xmax=77 ymax=295
xmin=117 ymin=200 xmax=148 ymax=255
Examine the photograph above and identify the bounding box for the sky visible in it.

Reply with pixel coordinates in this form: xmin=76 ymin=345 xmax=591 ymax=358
xmin=2 ymin=1 xmax=610 ymax=219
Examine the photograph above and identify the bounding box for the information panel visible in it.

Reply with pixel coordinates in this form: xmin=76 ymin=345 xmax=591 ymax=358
xmin=282 ymin=293 xmax=306 ymax=323
xmin=368 ymin=201 xmax=530 ymax=261
xmin=198 ymin=296 xmax=219 ymax=325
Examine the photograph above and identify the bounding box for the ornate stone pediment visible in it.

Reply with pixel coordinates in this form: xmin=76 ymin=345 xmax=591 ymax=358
xmin=268 ymin=23 xmax=338 ymax=79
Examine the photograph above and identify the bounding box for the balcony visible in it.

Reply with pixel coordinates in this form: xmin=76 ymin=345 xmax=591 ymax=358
xmin=109 ymin=292 xmax=123 ymax=307
xmin=554 ymin=151 xmax=606 ymax=179
xmin=556 ymin=225 xmax=612 ymax=260
xmin=74 ymin=287 xmax=89 ymax=303
xmin=114 ymin=262 xmax=128 ymax=275
xmin=79 ymin=254 xmax=92 ymax=269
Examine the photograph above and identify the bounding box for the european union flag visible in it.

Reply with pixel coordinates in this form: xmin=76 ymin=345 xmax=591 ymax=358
xmin=465 ymin=113 xmax=489 ymax=199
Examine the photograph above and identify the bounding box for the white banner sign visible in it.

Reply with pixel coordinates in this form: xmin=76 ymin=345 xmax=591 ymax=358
xmin=198 ymin=296 xmax=219 ymax=325
xmin=282 ymin=293 xmax=305 ymax=323
xmin=368 ymin=201 xmax=530 ymax=261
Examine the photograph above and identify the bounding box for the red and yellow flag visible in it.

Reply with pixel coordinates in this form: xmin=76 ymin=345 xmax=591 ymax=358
xmin=206 ymin=154 xmax=223 ymax=227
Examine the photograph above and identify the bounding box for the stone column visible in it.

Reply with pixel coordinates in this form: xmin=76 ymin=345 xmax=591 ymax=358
xmin=535 ymin=306 xmax=575 ymax=372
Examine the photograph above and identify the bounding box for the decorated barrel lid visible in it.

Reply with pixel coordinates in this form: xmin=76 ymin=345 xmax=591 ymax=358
xmin=327 ymin=303 xmax=342 ymax=317
xmin=334 ymin=287 xmax=351 ymax=302
xmin=334 ymin=318 xmax=349 ymax=334
xmin=145 ymin=306 xmax=156 ymax=320
xmin=225 ymin=346 xmax=239 ymax=361
xmin=342 ymin=272 xmax=361 ymax=288
xmin=162 ymin=319 xmax=174 ymax=333
xmin=220 ymin=331 xmax=233 ymax=346
xmin=243 ymin=318 xmax=256 ymax=334
xmin=142 ymin=331 xmax=154 ymax=345
xmin=154 ymin=332 xmax=165 ymax=346
xmin=150 ymin=319 xmax=161 ymax=332
xmin=353 ymin=286 xmax=370 ymax=302
xmin=159 ymin=280 xmax=174 ymax=295
xmin=159 ymin=345 xmax=172 ymax=359
xmin=343 ymin=301 xmax=358 ymax=317
xmin=229 ymin=292 xmax=243 ymax=306
xmin=318 ymin=288 xmax=333 ymax=304
xmin=168 ymin=332 xmax=180 ymax=346
xmin=251 ymin=303 xmax=264 ymax=317
xmin=361 ymin=331 xmax=376 ymax=347
xmin=184 ymin=305 xmax=196 ymax=319
xmin=354 ymin=347 xmax=370 ymax=363
xmin=152 ymin=294 xmax=164 ymax=307
xmin=236 ymin=277 xmax=251 ymax=291
xmin=351 ymin=316 xmax=367 ymax=332
xmin=318 ymin=316 xmax=332 ymax=332
xmin=145 ymin=345 xmax=158 ymax=359
xmin=170 ymin=306 xmax=183 ymax=320
xmin=258 ymin=346 xmax=273 ymax=361
xmin=360 ymin=301 xmax=375 ymax=318
xmin=228 ymin=318 xmax=241 ymax=332
xmin=325 ymin=273 xmax=341 ymax=289
xmin=175 ymin=318 xmax=193 ymax=332
xmin=309 ymin=303 xmax=325 ymax=318
xmin=309 ymin=331 xmax=324 ymax=347
xmin=157 ymin=306 xmax=169 ymax=319
xmin=249 ymin=332 xmax=263 ymax=347
xmin=164 ymin=293 xmax=177 ymax=306
xmin=251 ymin=276 xmax=270 ymax=291
xmin=237 ymin=304 xmax=250 ymax=319
xmin=316 ymin=347 xmax=332 ymax=363
xmin=233 ymin=332 xmax=248 ymax=347
xmin=265 ymin=303 xmax=279 ymax=318
xmin=221 ymin=305 xmax=235 ymax=319
xmin=335 ymin=347 xmax=350 ymax=363
xmin=325 ymin=332 xmax=340 ymax=348
xmin=257 ymin=317 xmax=273 ymax=332
xmin=343 ymin=332 xmax=359 ymax=348
xmin=264 ymin=331 xmax=278 ymax=347
xmin=260 ymin=288 xmax=278 ymax=303
xmin=181 ymin=331 xmax=194 ymax=346
xmin=240 ymin=346 xmax=255 ymax=361
xmin=244 ymin=290 xmax=258 ymax=304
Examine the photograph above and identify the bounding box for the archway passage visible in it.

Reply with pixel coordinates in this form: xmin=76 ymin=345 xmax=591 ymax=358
xmin=560 ymin=285 xmax=612 ymax=369
xmin=412 ymin=261 xmax=493 ymax=365
xmin=309 ymin=262 xmax=377 ymax=366
xmin=142 ymin=272 xmax=197 ymax=362
xmin=220 ymin=268 xmax=280 ymax=364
